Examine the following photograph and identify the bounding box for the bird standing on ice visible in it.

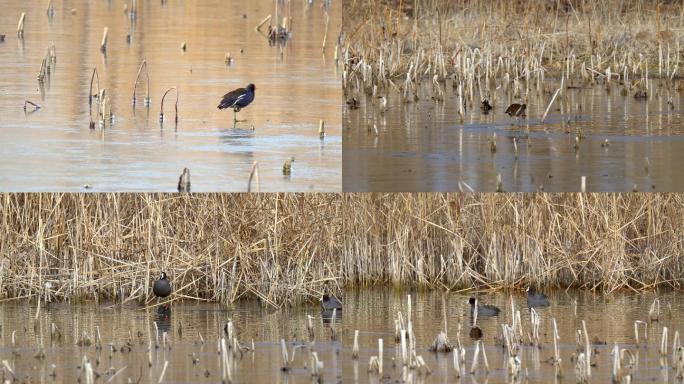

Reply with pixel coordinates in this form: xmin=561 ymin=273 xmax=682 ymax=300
xmin=217 ymin=83 xmax=256 ymax=126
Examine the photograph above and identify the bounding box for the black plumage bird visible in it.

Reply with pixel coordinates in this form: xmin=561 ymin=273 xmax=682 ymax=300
xmin=526 ymin=286 xmax=550 ymax=308
xmin=153 ymin=272 xmax=172 ymax=298
xmin=321 ymin=293 xmax=342 ymax=311
xmin=468 ymin=297 xmax=500 ymax=317
xmin=217 ymin=83 xmax=256 ymax=125
xmin=481 ymin=99 xmax=493 ymax=114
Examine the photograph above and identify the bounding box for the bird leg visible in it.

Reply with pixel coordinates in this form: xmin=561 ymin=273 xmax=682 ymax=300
xmin=232 ymin=109 xmax=247 ymax=127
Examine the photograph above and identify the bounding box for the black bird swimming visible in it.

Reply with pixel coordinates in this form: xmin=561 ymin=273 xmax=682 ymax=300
xmin=481 ymin=99 xmax=493 ymax=114
xmin=468 ymin=297 xmax=500 ymax=317
xmin=217 ymin=83 xmax=256 ymax=125
xmin=153 ymin=272 xmax=172 ymax=298
xmin=526 ymin=286 xmax=549 ymax=308
xmin=321 ymin=293 xmax=342 ymax=311
xmin=505 ymin=103 xmax=526 ymax=117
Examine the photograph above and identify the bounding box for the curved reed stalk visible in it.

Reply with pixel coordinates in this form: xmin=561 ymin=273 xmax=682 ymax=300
xmin=132 ymin=60 xmax=150 ymax=106
xmin=159 ymin=86 xmax=178 ymax=123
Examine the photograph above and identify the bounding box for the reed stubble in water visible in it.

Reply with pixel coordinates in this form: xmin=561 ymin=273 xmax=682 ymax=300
xmin=1 ymin=193 xmax=684 ymax=306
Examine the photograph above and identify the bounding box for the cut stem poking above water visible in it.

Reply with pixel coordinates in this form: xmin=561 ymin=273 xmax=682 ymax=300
xmin=132 ymin=60 xmax=151 ymax=107
xmin=159 ymin=86 xmax=178 ymax=124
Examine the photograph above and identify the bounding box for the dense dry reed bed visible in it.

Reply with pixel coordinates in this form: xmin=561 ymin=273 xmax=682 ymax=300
xmin=343 ymin=0 xmax=684 ymax=95
xmin=0 ymin=193 xmax=683 ymax=306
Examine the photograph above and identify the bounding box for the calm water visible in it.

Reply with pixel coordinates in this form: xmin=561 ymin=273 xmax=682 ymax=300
xmin=0 ymin=0 xmax=341 ymax=192
xmin=1 ymin=289 xmax=682 ymax=383
xmin=344 ymin=79 xmax=684 ymax=192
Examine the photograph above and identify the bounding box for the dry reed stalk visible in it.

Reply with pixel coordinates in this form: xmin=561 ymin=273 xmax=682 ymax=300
xmin=100 ymin=27 xmax=109 ymax=53
xmin=318 ymin=120 xmax=325 ymax=139
xmin=247 ymin=162 xmax=260 ymax=192
xmin=129 ymin=0 xmax=137 ymax=18
xmin=307 ymin=315 xmax=315 ymax=341
xmin=255 ymin=15 xmax=271 ymax=32
xmin=159 ymin=87 xmax=178 ymax=124
xmin=280 ymin=339 xmax=289 ymax=371
xmin=17 ymin=13 xmax=25 ymax=37
xmin=582 ymin=320 xmax=591 ymax=378
xmin=661 ymin=327 xmax=669 ymax=356
xmin=24 ymin=100 xmax=41 ymax=112
xmin=158 ymin=360 xmax=169 ymax=383
xmin=352 ymin=330 xmax=359 ymax=359
xmin=2 ymin=194 xmax=684 ymax=306
xmin=132 ymin=60 xmax=151 ymax=106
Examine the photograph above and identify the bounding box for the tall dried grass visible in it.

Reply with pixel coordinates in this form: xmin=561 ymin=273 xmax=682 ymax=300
xmin=343 ymin=0 xmax=684 ymax=93
xmin=0 ymin=193 xmax=682 ymax=306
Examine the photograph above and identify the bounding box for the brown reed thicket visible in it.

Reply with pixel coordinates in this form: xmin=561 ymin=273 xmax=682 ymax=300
xmin=0 ymin=194 xmax=344 ymax=307
xmin=343 ymin=0 xmax=684 ymax=93
xmin=0 ymin=193 xmax=683 ymax=306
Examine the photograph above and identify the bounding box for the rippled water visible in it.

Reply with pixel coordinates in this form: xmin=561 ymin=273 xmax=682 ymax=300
xmin=0 ymin=0 xmax=341 ymax=192
xmin=344 ymin=79 xmax=684 ymax=192
xmin=1 ymin=289 xmax=682 ymax=383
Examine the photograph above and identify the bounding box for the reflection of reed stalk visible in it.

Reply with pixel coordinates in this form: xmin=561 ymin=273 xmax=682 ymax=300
xmin=132 ymin=60 xmax=150 ymax=106
xmin=159 ymin=87 xmax=178 ymax=124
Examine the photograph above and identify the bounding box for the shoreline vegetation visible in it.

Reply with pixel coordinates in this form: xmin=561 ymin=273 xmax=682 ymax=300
xmin=343 ymin=0 xmax=684 ymax=97
xmin=1 ymin=193 xmax=683 ymax=307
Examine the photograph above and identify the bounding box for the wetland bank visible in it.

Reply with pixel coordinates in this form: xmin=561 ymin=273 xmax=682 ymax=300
xmin=342 ymin=0 xmax=684 ymax=192
xmin=1 ymin=193 xmax=684 ymax=382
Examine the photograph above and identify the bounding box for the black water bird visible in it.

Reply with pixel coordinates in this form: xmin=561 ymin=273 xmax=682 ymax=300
xmin=481 ymin=99 xmax=493 ymax=114
xmin=526 ymin=286 xmax=549 ymax=308
xmin=153 ymin=272 xmax=172 ymax=298
xmin=505 ymin=103 xmax=526 ymax=117
xmin=468 ymin=297 xmax=500 ymax=317
xmin=217 ymin=83 xmax=256 ymax=125
xmin=321 ymin=294 xmax=342 ymax=311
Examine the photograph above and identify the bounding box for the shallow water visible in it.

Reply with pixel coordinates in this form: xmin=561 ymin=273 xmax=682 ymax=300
xmin=344 ymin=79 xmax=684 ymax=192
xmin=1 ymin=289 xmax=682 ymax=383
xmin=0 ymin=0 xmax=341 ymax=192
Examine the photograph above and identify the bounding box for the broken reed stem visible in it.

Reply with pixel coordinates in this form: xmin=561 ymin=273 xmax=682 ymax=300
xmin=280 ymin=339 xmax=289 ymax=371
xmin=318 ymin=120 xmax=325 ymax=139
xmin=322 ymin=12 xmax=329 ymax=51
xmin=661 ymin=327 xmax=669 ymax=356
xmin=100 ymin=27 xmax=109 ymax=52
xmin=541 ymin=87 xmax=562 ymax=122
xmin=582 ymin=320 xmax=591 ymax=377
xmin=159 ymin=87 xmax=179 ymax=124
xmin=17 ymin=13 xmax=25 ymax=37
xmin=256 ymin=15 xmax=272 ymax=32
xmin=89 ymin=68 xmax=100 ymax=107
xmin=132 ymin=60 xmax=151 ymax=106
xmin=24 ymin=100 xmax=40 ymax=111
xmin=247 ymin=162 xmax=260 ymax=192
xmin=307 ymin=315 xmax=314 ymax=340
xmin=157 ymin=360 xmax=169 ymax=383
xmin=352 ymin=330 xmax=359 ymax=359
